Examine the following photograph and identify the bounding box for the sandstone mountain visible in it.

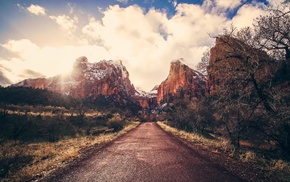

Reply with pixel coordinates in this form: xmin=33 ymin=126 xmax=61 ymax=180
xmin=206 ymin=36 xmax=274 ymax=96
xmin=15 ymin=37 xmax=276 ymax=109
xmin=13 ymin=57 xmax=136 ymax=102
xmin=12 ymin=57 xmax=207 ymax=109
xmin=135 ymin=86 xmax=158 ymax=109
xmin=157 ymin=59 xmax=206 ymax=104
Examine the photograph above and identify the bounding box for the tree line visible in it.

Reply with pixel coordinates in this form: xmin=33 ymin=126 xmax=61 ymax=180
xmin=169 ymin=5 xmax=290 ymax=158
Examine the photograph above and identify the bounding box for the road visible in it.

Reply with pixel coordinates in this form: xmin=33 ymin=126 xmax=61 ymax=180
xmin=41 ymin=122 xmax=245 ymax=182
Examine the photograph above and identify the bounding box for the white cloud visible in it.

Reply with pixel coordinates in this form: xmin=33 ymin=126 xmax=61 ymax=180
xmin=0 ymin=63 xmax=12 ymax=86
xmin=173 ymin=0 xmax=177 ymax=7
xmin=202 ymin=0 xmax=242 ymax=15
xmin=116 ymin=0 xmax=129 ymax=4
xmin=2 ymin=2 xmax=274 ymax=91
xmin=27 ymin=4 xmax=46 ymax=15
xmin=82 ymin=18 xmax=103 ymax=41
xmin=2 ymin=39 xmax=39 ymax=59
xmin=222 ymin=1 xmax=286 ymax=31
xmin=267 ymin=0 xmax=286 ymax=7
xmin=49 ymin=15 xmax=78 ymax=36
xmin=17 ymin=4 xmax=25 ymax=12
xmin=168 ymin=4 xmax=228 ymax=46
xmin=232 ymin=3 xmax=266 ymax=29
xmin=80 ymin=4 xmax=229 ymax=91
xmin=1 ymin=39 xmax=111 ymax=84
xmin=67 ymin=3 xmax=74 ymax=14
xmin=215 ymin=0 xmax=241 ymax=10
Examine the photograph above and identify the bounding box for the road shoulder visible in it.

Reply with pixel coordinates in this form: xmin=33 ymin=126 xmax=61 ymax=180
xmin=35 ymin=122 xmax=140 ymax=182
xmin=157 ymin=122 xmax=279 ymax=182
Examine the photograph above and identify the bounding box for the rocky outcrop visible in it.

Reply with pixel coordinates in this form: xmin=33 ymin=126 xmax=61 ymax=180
xmin=12 ymin=56 xmax=136 ymax=100
xmin=12 ymin=57 xmax=209 ymax=109
xmin=157 ymin=59 xmax=206 ymax=104
xmin=13 ymin=77 xmax=54 ymax=89
xmin=206 ymin=36 xmax=274 ymax=96
xmin=135 ymin=86 xmax=158 ymax=109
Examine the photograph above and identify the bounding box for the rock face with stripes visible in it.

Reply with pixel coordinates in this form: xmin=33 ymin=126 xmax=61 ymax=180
xmin=157 ymin=59 xmax=206 ymax=104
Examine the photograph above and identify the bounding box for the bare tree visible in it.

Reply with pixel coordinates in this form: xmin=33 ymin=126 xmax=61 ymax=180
xmin=210 ymin=18 xmax=290 ymax=154
xmin=253 ymin=5 xmax=290 ymax=62
xmin=75 ymin=103 xmax=87 ymax=120
xmin=205 ymin=22 xmax=278 ymax=147
xmin=252 ymin=6 xmax=290 ymax=155
xmin=196 ymin=49 xmax=210 ymax=75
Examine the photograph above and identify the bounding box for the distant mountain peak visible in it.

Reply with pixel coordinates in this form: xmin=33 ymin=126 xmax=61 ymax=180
xmin=157 ymin=59 xmax=206 ymax=104
xmin=135 ymin=86 xmax=157 ymax=98
xmin=12 ymin=57 xmax=135 ymax=100
xmin=11 ymin=56 xmax=208 ymax=109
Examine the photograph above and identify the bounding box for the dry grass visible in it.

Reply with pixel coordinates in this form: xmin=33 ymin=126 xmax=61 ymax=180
xmin=0 ymin=122 xmax=139 ymax=182
xmin=157 ymin=121 xmax=227 ymax=152
xmin=269 ymin=160 xmax=290 ymax=171
xmin=239 ymin=151 xmax=256 ymax=163
xmin=157 ymin=121 xmax=290 ymax=180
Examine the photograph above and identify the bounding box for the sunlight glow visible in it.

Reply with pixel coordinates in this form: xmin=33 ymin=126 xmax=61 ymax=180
xmin=0 ymin=0 xmax=283 ymax=91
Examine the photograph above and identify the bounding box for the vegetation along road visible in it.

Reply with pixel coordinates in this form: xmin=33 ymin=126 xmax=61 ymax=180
xmin=40 ymin=122 xmax=245 ymax=182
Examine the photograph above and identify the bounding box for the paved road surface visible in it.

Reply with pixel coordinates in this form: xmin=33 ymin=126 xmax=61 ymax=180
xmin=41 ymin=122 xmax=245 ymax=182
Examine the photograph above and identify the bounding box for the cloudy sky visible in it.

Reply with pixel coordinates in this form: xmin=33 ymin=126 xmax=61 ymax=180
xmin=0 ymin=0 xmax=287 ymax=91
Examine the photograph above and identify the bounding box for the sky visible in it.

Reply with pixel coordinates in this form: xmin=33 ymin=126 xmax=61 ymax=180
xmin=0 ymin=0 xmax=287 ymax=91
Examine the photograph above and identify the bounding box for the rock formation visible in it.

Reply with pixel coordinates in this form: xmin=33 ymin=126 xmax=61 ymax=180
xmin=206 ymin=36 xmax=274 ymax=96
xmin=13 ymin=56 xmax=136 ymax=100
xmin=157 ymin=59 xmax=206 ymax=104
xmin=135 ymin=86 xmax=158 ymax=109
xmin=12 ymin=57 xmax=209 ymax=109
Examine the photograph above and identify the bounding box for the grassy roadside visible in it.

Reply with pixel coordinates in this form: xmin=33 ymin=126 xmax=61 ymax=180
xmin=0 ymin=121 xmax=140 ymax=182
xmin=157 ymin=121 xmax=290 ymax=181
xmin=157 ymin=121 xmax=230 ymax=151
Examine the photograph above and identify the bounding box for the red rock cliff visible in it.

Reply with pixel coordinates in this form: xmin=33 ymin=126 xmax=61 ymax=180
xmin=157 ymin=59 xmax=206 ymax=104
xmin=12 ymin=56 xmax=136 ymax=100
xmin=206 ymin=36 xmax=274 ymax=96
xmin=135 ymin=86 xmax=158 ymax=109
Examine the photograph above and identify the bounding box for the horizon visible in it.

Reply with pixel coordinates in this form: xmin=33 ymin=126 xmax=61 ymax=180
xmin=0 ymin=0 xmax=286 ymax=91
